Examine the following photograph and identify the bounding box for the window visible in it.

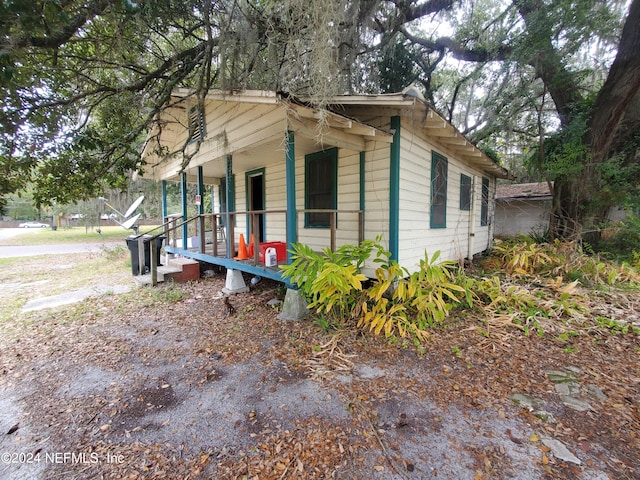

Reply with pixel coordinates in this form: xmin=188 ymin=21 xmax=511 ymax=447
xmin=460 ymin=174 xmax=471 ymax=211
xmin=481 ymin=177 xmax=490 ymax=226
xmin=305 ymin=148 xmax=338 ymax=228
xmin=430 ymin=152 xmax=448 ymax=228
xmin=188 ymin=104 xmax=205 ymax=143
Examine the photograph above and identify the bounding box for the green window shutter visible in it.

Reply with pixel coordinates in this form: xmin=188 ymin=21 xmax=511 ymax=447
xmin=430 ymin=152 xmax=448 ymax=228
xmin=305 ymin=147 xmax=338 ymax=228
xmin=460 ymin=174 xmax=471 ymax=211
xmin=481 ymin=177 xmax=490 ymax=226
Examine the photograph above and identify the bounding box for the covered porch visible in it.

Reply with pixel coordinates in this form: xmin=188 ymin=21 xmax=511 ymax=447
xmin=140 ymin=90 xmax=392 ymax=287
xmin=159 ymin=207 xmax=364 ymax=286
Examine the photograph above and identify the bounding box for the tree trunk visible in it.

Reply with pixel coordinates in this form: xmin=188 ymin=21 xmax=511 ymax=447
xmin=548 ymin=0 xmax=640 ymax=241
xmin=548 ymin=177 xmax=583 ymax=241
xmin=588 ymin=0 xmax=640 ymax=163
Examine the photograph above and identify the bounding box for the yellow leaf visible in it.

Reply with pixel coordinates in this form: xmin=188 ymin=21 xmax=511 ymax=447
xmin=542 ymin=453 xmax=549 ymax=465
xmin=529 ymin=433 xmax=539 ymax=442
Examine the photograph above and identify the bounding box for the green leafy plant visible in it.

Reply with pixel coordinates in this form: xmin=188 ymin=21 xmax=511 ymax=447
xmin=282 ymin=240 xmax=474 ymax=344
xmin=280 ymin=241 xmax=373 ymax=326
xmin=357 ymin=251 xmax=472 ymax=341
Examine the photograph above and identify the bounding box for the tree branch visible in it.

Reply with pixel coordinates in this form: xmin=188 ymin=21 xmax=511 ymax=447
xmin=399 ymin=27 xmax=513 ymax=62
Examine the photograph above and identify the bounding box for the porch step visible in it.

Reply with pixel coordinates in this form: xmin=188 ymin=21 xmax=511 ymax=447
xmin=133 ymin=258 xmax=200 ymax=285
xmin=133 ymin=265 xmax=181 ymax=285
xmin=165 ymin=257 xmax=200 ymax=283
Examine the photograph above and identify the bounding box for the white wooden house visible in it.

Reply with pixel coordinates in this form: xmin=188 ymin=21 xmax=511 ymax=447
xmin=140 ymin=89 xmax=509 ymax=286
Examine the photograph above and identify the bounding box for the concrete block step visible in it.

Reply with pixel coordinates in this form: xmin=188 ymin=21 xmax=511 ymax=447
xmin=133 ymin=265 xmax=182 ymax=285
xmin=166 ymin=257 xmax=200 ymax=282
xmin=134 ymin=258 xmax=200 ymax=285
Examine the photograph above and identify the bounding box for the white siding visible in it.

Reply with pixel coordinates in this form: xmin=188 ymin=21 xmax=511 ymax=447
xmin=149 ymin=101 xmax=286 ymax=180
xmin=397 ymin=126 xmax=497 ymax=273
xmin=495 ymin=199 xmax=550 ymax=237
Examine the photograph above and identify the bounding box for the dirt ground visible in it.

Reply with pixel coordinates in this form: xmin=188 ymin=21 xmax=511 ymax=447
xmin=0 ymin=252 xmax=639 ymax=479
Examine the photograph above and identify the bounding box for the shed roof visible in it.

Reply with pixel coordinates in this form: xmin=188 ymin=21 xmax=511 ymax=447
xmin=496 ymin=182 xmax=552 ymax=200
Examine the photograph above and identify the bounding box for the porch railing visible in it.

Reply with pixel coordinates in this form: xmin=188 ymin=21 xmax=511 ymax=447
xmin=136 ymin=208 xmax=364 ymax=286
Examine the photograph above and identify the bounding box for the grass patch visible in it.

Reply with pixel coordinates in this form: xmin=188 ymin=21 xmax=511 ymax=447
xmin=0 ymin=225 xmax=160 ymax=245
xmin=0 ymin=247 xmax=132 ymax=322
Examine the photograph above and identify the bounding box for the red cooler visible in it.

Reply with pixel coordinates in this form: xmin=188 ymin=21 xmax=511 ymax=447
xmin=259 ymin=241 xmax=287 ymax=263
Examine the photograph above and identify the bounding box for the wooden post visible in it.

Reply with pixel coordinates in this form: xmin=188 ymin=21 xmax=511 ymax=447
xmin=166 ymin=218 xmax=171 ymax=246
xmin=285 ymin=131 xmax=297 ymax=264
xmin=137 ymin=236 xmax=145 ymax=275
xmin=150 ymin=239 xmax=157 ymax=286
xmin=225 ymin=155 xmax=233 ymax=258
xmin=330 ymin=211 xmax=336 ymax=252
xmin=212 ymin=214 xmax=218 ymax=256
xmin=198 ymin=215 xmax=205 ymax=253
xmin=252 ymin=212 xmax=260 ymax=264
xmin=228 ymin=213 xmax=235 ymax=257
xmin=181 ymin=172 xmax=188 ymax=250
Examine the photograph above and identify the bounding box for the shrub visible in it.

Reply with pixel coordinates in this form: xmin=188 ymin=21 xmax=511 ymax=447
xmin=282 ymin=241 xmax=474 ymax=342
xmin=280 ymin=241 xmax=375 ymax=327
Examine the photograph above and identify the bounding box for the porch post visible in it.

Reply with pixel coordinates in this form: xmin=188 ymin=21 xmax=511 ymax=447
xmin=196 ymin=166 xmax=204 ymax=251
xmin=161 ymin=180 xmax=168 ymax=219
xmin=359 ymin=151 xmax=365 ymax=242
xmin=180 ymin=172 xmax=188 ymax=250
xmin=161 ymin=180 xmax=169 ymax=257
xmin=285 ymin=130 xmax=297 ymax=263
xmin=389 ymin=116 xmax=401 ymax=262
xmin=225 ymin=154 xmax=233 ymax=258
xmin=196 ymin=166 xmax=204 ymax=215
xmin=279 ymin=130 xmax=309 ymax=321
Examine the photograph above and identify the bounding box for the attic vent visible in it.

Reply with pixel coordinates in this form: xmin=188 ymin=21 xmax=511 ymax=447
xmin=188 ymin=104 xmax=205 ymax=143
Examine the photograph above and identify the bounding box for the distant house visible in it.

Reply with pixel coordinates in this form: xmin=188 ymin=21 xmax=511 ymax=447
xmin=495 ymin=182 xmax=627 ymax=238
xmin=140 ymin=89 xmax=510 ymax=285
xmin=494 ymin=182 xmax=552 ymax=237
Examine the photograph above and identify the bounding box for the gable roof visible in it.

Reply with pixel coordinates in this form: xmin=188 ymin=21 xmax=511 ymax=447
xmin=141 ymin=89 xmax=510 ymax=181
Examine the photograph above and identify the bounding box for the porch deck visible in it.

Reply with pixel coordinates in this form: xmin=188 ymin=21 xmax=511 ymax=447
xmin=136 ymin=208 xmax=362 ymax=287
xmin=164 ymin=243 xmax=290 ymax=286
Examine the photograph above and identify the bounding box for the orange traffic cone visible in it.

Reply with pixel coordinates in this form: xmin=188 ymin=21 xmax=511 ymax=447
xmin=248 ymin=233 xmax=255 ymax=257
xmin=234 ymin=234 xmax=249 ymax=260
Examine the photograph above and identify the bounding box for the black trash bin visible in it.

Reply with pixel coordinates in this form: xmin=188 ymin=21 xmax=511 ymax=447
xmin=155 ymin=235 xmax=165 ymax=267
xmin=125 ymin=235 xmax=143 ymax=275
xmin=125 ymin=235 xmax=165 ymax=276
